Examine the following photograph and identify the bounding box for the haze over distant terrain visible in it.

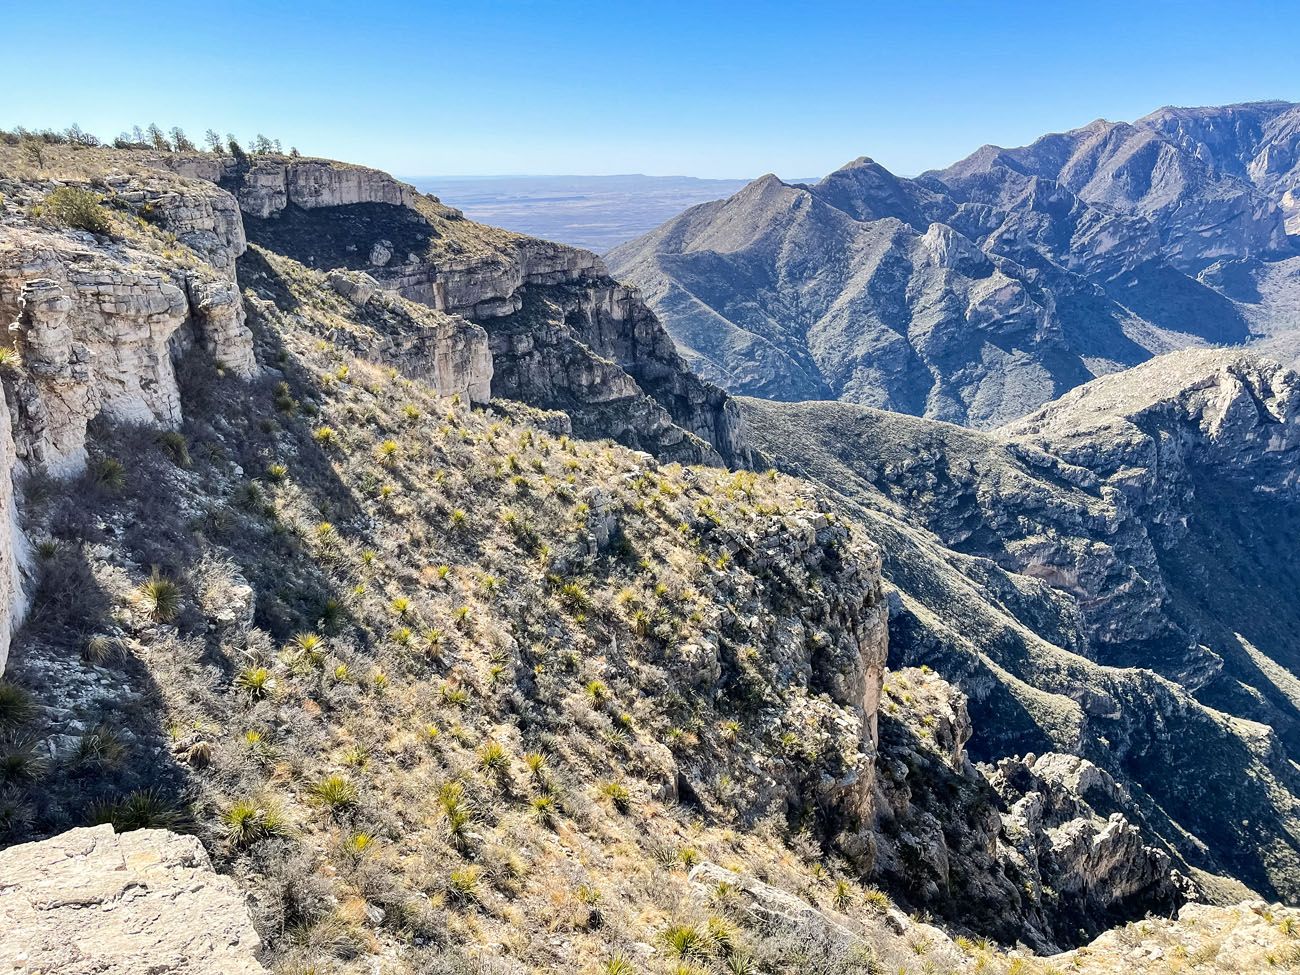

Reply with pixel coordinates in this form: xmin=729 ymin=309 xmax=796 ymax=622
xmin=411 ymin=174 xmax=753 ymax=252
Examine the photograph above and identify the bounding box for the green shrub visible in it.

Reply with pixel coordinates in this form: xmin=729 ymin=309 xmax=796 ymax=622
xmin=92 ymin=457 xmax=126 ymax=491
xmin=0 ymin=733 xmax=46 ymax=783
xmin=39 ymin=186 xmax=112 ymax=234
xmin=477 ymin=741 xmax=510 ymax=777
xmin=446 ymin=864 xmax=482 ymax=904
xmin=661 ymin=923 xmax=708 ymax=959
xmin=599 ymin=780 xmax=631 ymax=814
xmin=235 ymin=666 xmax=276 ymax=700
xmin=157 ymin=431 xmax=190 ymax=467
xmin=90 ymin=787 xmax=186 ymax=831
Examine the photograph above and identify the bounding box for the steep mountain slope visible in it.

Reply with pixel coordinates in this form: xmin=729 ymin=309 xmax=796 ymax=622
xmin=610 ymin=102 xmax=1300 ymax=428
xmin=741 ymin=348 xmax=1300 ymax=903
xmin=0 ymin=141 xmax=1226 ymax=972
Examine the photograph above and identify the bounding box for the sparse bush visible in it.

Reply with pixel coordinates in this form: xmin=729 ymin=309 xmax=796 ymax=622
xmin=38 ymin=186 xmax=112 ymax=234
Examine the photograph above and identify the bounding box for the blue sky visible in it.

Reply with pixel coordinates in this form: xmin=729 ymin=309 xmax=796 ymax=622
xmin=6 ymin=0 xmax=1297 ymax=179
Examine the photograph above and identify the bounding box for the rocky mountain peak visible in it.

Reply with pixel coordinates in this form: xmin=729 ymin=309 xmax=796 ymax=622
xmin=612 ymin=100 xmax=1300 ymax=431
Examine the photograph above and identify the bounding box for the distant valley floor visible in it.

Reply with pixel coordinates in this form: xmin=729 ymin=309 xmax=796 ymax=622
xmin=410 ymin=173 xmax=752 ymax=251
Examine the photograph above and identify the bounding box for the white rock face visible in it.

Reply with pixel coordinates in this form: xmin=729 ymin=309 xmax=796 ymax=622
xmin=0 ymin=825 xmax=267 ymax=974
xmin=167 ymin=156 xmax=419 ymax=219
xmin=0 ymin=392 xmax=28 ymax=675
xmin=0 ymin=170 xmax=261 ymax=671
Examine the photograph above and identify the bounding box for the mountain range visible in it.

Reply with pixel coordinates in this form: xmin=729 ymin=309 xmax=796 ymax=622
xmin=608 ymin=101 xmax=1300 ymax=428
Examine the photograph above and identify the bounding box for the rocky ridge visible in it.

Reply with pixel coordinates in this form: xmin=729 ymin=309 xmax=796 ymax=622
xmin=609 ymin=101 xmax=1300 ymax=429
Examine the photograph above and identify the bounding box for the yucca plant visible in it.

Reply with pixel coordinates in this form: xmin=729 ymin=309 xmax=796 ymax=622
xmin=222 ymin=800 xmax=288 ymax=847
xmin=0 ymin=733 xmax=47 ymax=783
xmin=446 ymin=865 xmax=482 ymax=904
xmin=660 ymin=923 xmax=707 ymax=959
xmin=290 ymin=632 xmax=326 ymax=668
xmin=90 ymin=787 xmax=186 ymax=832
xmin=706 ymin=916 xmax=736 ymax=955
xmin=599 ymin=780 xmax=632 ymax=814
xmin=0 ymin=682 xmax=34 ymax=728
xmin=529 ymin=793 xmax=557 ymax=826
xmin=522 ymin=751 xmax=547 ymax=786
xmin=341 ymin=830 xmax=376 ymax=862
xmin=92 ymin=456 xmax=126 ymax=491
xmin=477 ymin=741 xmax=510 ymax=777
xmin=137 ymin=570 xmax=181 ymax=623
xmin=831 ymin=879 xmax=853 ymax=911
xmin=308 ymin=774 xmax=358 ymax=812
xmin=235 ymin=666 xmax=276 ymax=700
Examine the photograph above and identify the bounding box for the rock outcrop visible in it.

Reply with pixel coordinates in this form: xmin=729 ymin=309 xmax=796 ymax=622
xmin=0 ymin=825 xmax=266 ymax=974
xmin=988 ymin=753 xmax=1181 ymax=924
xmin=610 ymin=101 xmax=1300 ymax=429
xmin=873 ymin=668 xmax=1181 ymax=949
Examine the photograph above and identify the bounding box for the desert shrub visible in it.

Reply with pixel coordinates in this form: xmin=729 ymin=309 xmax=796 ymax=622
xmin=0 ymin=733 xmax=48 ymax=784
xmin=223 ymin=799 xmax=289 ymax=847
xmin=38 ymin=186 xmax=112 ymax=234
xmin=157 ymin=431 xmax=191 ymax=466
xmin=308 ymin=773 xmax=358 ymax=812
xmin=236 ymin=666 xmax=277 ymax=699
xmin=92 ymin=456 xmax=126 ymax=491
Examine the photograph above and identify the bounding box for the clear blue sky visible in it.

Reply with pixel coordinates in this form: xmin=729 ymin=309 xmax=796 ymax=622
xmin=7 ymin=0 xmax=1297 ymax=179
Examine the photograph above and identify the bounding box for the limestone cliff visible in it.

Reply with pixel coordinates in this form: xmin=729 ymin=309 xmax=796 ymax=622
xmin=180 ymin=154 xmax=749 ymax=465
xmin=0 ymin=167 xmax=262 ymax=668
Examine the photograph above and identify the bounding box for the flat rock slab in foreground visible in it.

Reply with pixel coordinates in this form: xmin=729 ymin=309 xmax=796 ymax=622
xmin=0 ymin=824 xmax=265 ymax=974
